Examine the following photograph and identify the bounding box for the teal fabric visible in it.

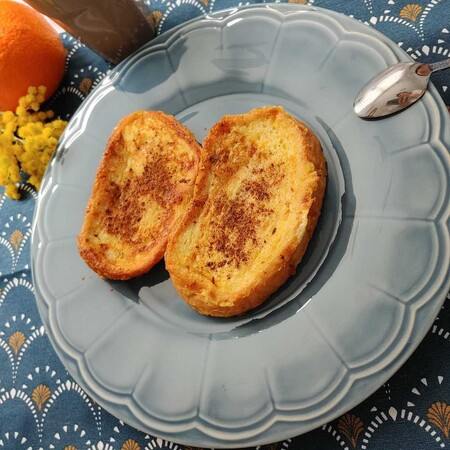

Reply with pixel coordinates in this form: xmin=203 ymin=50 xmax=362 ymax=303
xmin=0 ymin=1 xmax=449 ymax=449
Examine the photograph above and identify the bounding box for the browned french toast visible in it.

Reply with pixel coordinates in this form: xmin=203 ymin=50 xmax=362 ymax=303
xmin=78 ymin=111 xmax=200 ymax=280
xmin=165 ymin=106 xmax=326 ymax=317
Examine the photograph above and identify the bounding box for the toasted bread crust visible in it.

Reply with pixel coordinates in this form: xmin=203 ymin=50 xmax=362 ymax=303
xmin=78 ymin=111 xmax=201 ymax=280
xmin=166 ymin=106 xmax=326 ymax=317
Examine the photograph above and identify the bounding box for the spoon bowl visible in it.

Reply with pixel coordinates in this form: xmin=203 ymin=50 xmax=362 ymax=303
xmin=354 ymin=62 xmax=431 ymax=119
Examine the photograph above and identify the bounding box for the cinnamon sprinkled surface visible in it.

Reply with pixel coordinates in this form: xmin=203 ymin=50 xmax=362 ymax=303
xmin=202 ymin=152 xmax=283 ymax=270
xmin=100 ymin=121 xmax=195 ymax=244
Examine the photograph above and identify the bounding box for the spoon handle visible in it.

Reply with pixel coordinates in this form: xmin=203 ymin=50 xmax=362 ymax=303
xmin=428 ymin=59 xmax=450 ymax=73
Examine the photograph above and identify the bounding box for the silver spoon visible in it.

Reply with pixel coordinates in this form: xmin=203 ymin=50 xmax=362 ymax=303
xmin=354 ymin=59 xmax=450 ymax=119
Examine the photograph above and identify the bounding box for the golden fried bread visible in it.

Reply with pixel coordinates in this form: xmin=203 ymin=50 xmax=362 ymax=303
xmin=166 ymin=106 xmax=326 ymax=317
xmin=78 ymin=111 xmax=200 ymax=280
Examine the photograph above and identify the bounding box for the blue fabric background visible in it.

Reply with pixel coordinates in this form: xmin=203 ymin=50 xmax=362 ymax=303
xmin=0 ymin=1 xmax=449 ymax=449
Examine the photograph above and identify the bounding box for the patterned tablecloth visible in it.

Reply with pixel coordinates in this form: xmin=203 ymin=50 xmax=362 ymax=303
xmin=0 ymin=0 xmax=449 ymax=449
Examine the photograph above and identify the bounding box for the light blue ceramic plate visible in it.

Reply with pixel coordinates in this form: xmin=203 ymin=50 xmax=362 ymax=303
xmin=31 ymin=4 xmax=450 ymax=448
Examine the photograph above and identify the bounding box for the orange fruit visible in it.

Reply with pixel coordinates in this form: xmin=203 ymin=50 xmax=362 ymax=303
xmin=0 ymin=1 xmax=66 ymax=111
